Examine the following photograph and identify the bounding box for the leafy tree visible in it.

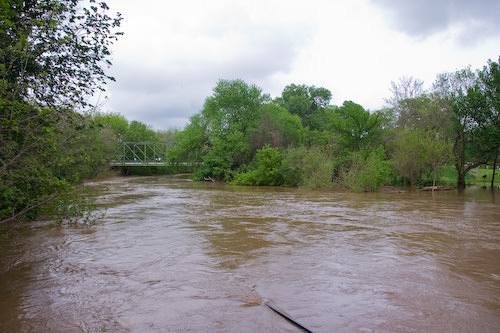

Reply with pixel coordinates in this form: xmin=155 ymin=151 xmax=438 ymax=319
xmin=478 ymin=57 xmax=500 ymax=186
xmin=384 ymin=76 xmax=424 ymax=126
xmin=195 ymin=79 xmax=269 ymax=180
xmin=276 ymin=84 xmax=332 ymax=129
xmin=340 ymin=147 xmax=392 ymax=192
xmin=391 ymin=130 xmax=427 ymax=187
xmin=247 ymin=103 xmax=304 ymax=151
xmin=433 ymin=64 xmax=499 ymax=188
xmin=0 ymin=0 xmax=122 ymax=108
xmin=0 ymin=0 xmax=122 ymax=223
xmin=203 ymin=79 xmax=269 ymax=136
xmin=168 ymin=113 xmax=207 ymax=166
xmin=284 ymin=146 xmax=333 ymax=189
xmin=95 ymin=112 xmax=129 ymax=141
xmin=124 ymin=120 xmax=158 ymax=142
xmin=330 ymin=101 xmax=382 ymax=150
xmin=392 ymin=129 xmax=452 ymax=187
xmin=233 ymin=144 xmax=300 ymax=186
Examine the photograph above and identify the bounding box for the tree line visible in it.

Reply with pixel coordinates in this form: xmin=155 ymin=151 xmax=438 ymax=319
xmin=168 ymin=59 xmax=500 ymax=191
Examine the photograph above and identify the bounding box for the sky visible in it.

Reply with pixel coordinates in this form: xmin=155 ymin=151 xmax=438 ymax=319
xmin=100 ymin=0 xmax=500 ymax=130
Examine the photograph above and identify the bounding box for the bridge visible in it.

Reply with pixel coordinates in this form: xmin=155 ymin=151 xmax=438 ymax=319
xmin=111 ymin=141 xmax=172 ymax=167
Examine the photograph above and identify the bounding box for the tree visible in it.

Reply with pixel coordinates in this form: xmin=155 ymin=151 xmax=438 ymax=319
xmin=276 ymin=84 xmax=332 ymax=129
xmin=124 ymin=120 xmax=158 ymax=142
xmin=168 ymin=113 xmax=207 ymax=166
xmin=330 ymin=101 xmax=382 ymax=150
xmin=95 ymin=112 xmax=129 ymax=141
xmin=194 ymin=79 xmax=269 ymax=181
xmin=233 ymin=144 xmax=289 ymax=186
xmin=479 ymin=57 xmax=500 ymax=187
xmin=340 ymin=147 xmax=391 ymax=192
xmin=0 ymin=0 xmax=122 ymax=223
xmin=433 ymin=65 xmax=498 ymax=188
xmin=384 ymin=76 xmax=424 ymax=126
xmin=0 ymin=0 xmax=122 ymax=108
xmin=247 ymin=103 xmax=304 ymax=152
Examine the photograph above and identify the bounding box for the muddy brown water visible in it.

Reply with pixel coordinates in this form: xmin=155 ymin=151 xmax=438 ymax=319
xmin=1 ymin=175 xmax=499 ymax=332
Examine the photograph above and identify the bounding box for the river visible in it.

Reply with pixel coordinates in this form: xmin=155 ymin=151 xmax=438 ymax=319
xmin=1 ymin=175 xmax=499 ymax=332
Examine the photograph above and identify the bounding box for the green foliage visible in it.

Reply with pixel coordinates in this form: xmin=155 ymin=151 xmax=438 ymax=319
xmin=339 ymin=147 xmax=392 ymax=192
xmin=195 ymin=129 xmax=250 ymax=181
xmin=233 ymin=145 xmax=299 ymax=186
xmin=0 ymin=0 xmax=122 ymax=108
xmin=0 ymin=0 xmax=121 ymax=224
xmin=276 ymin=83 xmax=332 ymax=129
xmin=124 ymin=120 xmax=158 ymax=142
xmin=168 ymin=113 xmax=207 ymax=166
xmin=284 ymin=146 xmax=334 ymax=189
xmin=203 ymin=79 xmax=269 ymax=136
xmin=94 ymin=112 xmax=129 ymax=140
xmin=191 ymin=79 xmax=270 ymax=181
xmin=248 ymin=104 xmax=304 ymax=151
xmin=331 ymin=101 xmax=382 ymax=150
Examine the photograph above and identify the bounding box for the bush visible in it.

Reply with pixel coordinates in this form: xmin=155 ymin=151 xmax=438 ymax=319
xmin=233 ymin=145 xmax=299 ymax=186
xmin=284 ymin=146 xmax=335 ymax=188
xmin=339 ymin=147 xmax=392 ymax=192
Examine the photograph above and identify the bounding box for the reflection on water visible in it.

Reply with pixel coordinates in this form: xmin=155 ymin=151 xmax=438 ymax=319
xmin=1 ymin=175 xmax=499 ymax=332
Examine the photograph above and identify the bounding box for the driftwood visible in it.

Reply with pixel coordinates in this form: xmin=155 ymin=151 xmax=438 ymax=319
xmin=420 ymin=186 xmax=455 ymax=191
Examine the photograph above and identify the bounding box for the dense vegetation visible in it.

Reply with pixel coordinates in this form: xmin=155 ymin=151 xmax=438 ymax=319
xmin=169 ymin=60 xmax=500 ymax=191
xmin=0 ymin=0 xmax=123 ymax=224
xmin=1 ymin=1 xmax=499 ymax=225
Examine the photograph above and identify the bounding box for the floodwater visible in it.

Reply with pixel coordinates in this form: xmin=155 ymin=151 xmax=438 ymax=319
xmin=1 ymin=175 xmax=499 ymax=332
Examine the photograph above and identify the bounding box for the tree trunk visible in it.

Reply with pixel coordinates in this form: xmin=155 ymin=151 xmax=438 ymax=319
xmin=455 ymin=131 xmax=467 ymax=189
xmin=492 ymin=149 xmax=498 ymax=188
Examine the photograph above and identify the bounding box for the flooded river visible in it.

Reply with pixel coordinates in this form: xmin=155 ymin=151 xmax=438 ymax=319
xmin=1 ymin=175 xmax=500 ymax=332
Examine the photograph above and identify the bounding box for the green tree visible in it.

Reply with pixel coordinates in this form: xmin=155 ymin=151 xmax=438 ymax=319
xmin=330 ymin=101 xmax=382 ymax=150
xmin=167 ymin=113 xmax=207 ymax=166
xmin=233 ymin=144 xmax=287 ymax=186
xmin=392 ymin=130 xmax=428 ymax=187
xmin=247 ymin=103 xmax=304 ymax=151
xmin=124 ymin=120 xmax=158 ymax=142
xmin=433 ymin=63 xmax=499 ymax=188
xmin=276 ymin=84 xmax=332 ymax=129
xmin=95 ymin=112 xmax=129 ymax=141
xmin=195 ymin=79 xmax=269 ymax=180
xmin=478 ymin=57 xmax=500 ymax=187
xmin=284 ymin=146 xmax=333 ymax=188
xmin=340 ymin=147 xmax=391 ymax=192
xmin=0 ymin=0 xmax=122 ymax=223
xmin=0 ymin=0 xmax=122 ymax=107
xmin=392 ymin=129 xmax=452 ymax=187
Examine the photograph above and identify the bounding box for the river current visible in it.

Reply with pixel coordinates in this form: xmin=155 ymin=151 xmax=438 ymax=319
xmin=1 ymin=175 xmax=499 ymax=332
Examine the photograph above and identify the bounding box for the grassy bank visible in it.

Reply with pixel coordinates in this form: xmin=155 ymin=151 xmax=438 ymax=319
xmin=437 ymin=166 xmax=500 ymax=187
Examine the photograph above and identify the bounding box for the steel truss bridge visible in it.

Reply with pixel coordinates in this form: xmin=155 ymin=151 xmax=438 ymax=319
xmin=111 ymin=142 xmax=172 ymax=167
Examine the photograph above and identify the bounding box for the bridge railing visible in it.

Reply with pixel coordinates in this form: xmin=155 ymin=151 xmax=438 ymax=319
xmin=111 ymin=142 xmax=170 ymax=166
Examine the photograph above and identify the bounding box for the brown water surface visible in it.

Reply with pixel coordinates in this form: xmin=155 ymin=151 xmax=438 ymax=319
xmin=1 ymin=175 xmax=499 ymax=332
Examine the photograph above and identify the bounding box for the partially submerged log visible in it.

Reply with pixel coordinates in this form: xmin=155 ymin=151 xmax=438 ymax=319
xmin=420 ymin=186 xmax=455 ymax=191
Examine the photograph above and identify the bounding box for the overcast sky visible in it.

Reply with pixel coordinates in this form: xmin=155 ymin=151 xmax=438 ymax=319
xmin=100 ymin=0 xmax=500 ymax=130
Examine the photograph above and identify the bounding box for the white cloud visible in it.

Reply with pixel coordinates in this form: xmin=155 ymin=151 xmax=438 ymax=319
xmin=101 ymin=0 xmax=500 ymax=130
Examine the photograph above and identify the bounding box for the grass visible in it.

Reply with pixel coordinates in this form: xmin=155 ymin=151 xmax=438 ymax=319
xmin=438 ymin=166 xmax=500 ymax=187
xmin=469 ymin=167 xmax=500 ymax=187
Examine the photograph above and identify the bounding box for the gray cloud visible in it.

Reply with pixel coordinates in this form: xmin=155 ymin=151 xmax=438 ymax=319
xmin=106 ymin=22 xmax=307 ymax=130
xmin=370 ymin=0 xmax=500 ymax=43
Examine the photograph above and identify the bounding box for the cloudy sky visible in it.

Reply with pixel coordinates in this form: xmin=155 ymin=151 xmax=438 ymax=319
xmin=100 ymin=0 xmax=500 ymax=130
